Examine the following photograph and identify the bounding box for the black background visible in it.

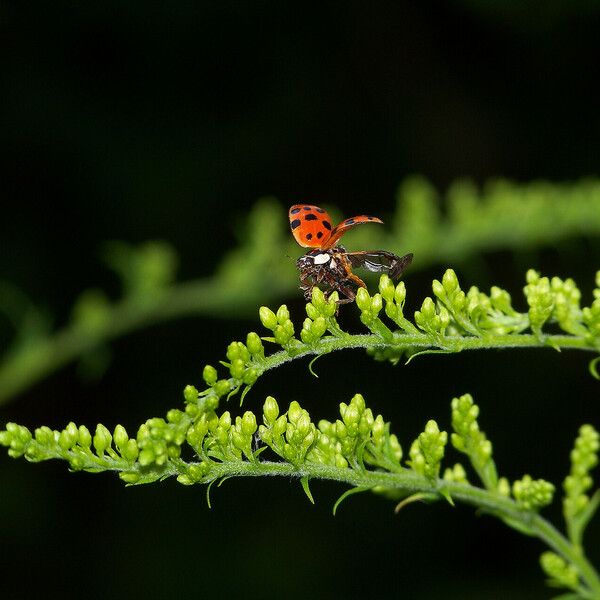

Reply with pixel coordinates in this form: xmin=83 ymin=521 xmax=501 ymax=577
xmin=1 ymin=2 xmax=600 ymax=598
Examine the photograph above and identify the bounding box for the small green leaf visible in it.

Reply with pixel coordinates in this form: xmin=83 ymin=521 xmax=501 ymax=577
xmin=333 ymin=486 xmax=371 ymax=516
xmin=300 ymin=476 xmax=315 ymax=504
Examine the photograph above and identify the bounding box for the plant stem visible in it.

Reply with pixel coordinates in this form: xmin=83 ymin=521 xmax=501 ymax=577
xmin=198 ymin=459 xmax=600 ymax=597
xmin=256 ymin=331 xmax=598 ymax=377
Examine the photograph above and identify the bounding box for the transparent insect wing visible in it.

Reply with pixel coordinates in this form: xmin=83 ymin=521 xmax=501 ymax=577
xmin=323 ymin=214 xmax=383 ymax=249
xmin=289 ymin=205 xmax=334 ymax=248
xmin=346 ymin=250 xmax=413 ymax=278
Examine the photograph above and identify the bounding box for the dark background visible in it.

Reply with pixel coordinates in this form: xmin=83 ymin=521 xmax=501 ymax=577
xmin=1 ymin=1 xmax=600 ymax=598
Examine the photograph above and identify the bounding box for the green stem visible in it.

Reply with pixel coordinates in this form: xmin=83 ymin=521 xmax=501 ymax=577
xmin=254 ymin=331 xmax=597 ymax=378
xmin=196 ymin=460 xmax=600 ymax=597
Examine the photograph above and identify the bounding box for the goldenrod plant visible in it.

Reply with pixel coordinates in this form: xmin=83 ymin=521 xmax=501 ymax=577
xmin=2 ymin=269 xmax=599 ymax=597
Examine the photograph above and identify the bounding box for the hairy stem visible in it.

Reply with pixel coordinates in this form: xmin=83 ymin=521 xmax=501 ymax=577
xmin=257 ymin=331 xmax=597 ymax=374
xmin=194 ymin=460 xmax=600 ymax=596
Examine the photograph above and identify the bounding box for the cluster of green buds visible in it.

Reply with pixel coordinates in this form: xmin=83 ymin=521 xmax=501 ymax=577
xmin=431 ymin=269 xmax=526 ymax=337
xmin=414 ymin=295 xmax=450 ymax=338
xmin=443 ymin=462 xmax=468 ymax=484
xmin=582 ymin=271 xmax=600 ymax=342
xmin=300 ymin=288 xmax=338 ymax=344
xmin=540 ymin=551 xmax=579 ymax=591
xmin=0 ymin=420 xmax=143 ymax=482
xmin=523 ymin=270 xmax=600 ymax=343
xmin=408 ymin=420 xmax=447 ymax=480
xmin=378 ymin=275 xmax=416 ymax=332
xmin=188 ymin=330 xmax=267 ymax=411
xmin=563 ymin=424 xmax=600 ymax=545
xmin=178 ymin=408 xmax=260 ymax=485
xmin=512 ymin=475 xmax=555 ymax=511
xmin=524 ymin=270 xmax=556 ymax=337
xmin=260 ymin=304 xmax=295 ymax=346
xmin=355 ymin=287 xmax=383 ymax=325
xmin=450 ymin=394 xmax=498 ymax=490
xmin=310 ymin=393 xmax=402 ymax=471
xmin=258 ymin=397 xmax=316 ymax=466
xmin=135 ymin=410 xmax=190 ymax=470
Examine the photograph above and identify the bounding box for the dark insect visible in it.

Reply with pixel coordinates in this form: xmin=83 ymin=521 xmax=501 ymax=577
xmin=289 ymin=204 xmax=413 ymax=305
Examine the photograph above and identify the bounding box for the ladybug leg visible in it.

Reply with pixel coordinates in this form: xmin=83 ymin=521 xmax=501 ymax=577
xmin=331 ymin=282 xmax=356 ymax=305
xmin=299 ymin=269 xmax=316 ymax=301
xmin=346 ymin=271 xmax=366 ymax=289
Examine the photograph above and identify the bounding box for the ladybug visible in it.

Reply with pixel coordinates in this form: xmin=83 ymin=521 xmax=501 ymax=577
xmin=289 ymin=204 xmax=413 ymax=305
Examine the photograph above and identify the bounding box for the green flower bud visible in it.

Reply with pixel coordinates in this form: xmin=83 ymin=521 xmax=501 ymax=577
xmin=324 ymin=292 xmax=339 ymax=316
xmin=202 ymin=365 xmax=218 ymax=386
xmin=311 ymin=316 xmax=328 ymax=339
xmin=540 ymin=552 xmax=579 ymax=589
xmin=431 ymin=279 xmax=444 ymax=298
xmin=490 ymin=287 xmax=514 ymax=314
xmin=226 ymin=342 xmax=240 ymax=361
xmin=122 ymin=439 xmax=139 ymax=462
xmin=420 ymin=297 xmax=436 ymax=319
xmin=379 ymin=274 xmax=395 ymax=302
xmin=78 ymin=425 xmax=92 ymax=448
xmin=306 ymin=303 xmax=319 ymax=320
xmin=394 ymin=281 xmax=406 ymax=306
xmin=276 ymin=305 xmax=290 ymax=325
xmin=442 ymin=269 xmax=459 ymax=294
xmin=288 ymin=401 xmax=302 ymax=423
xmin=388 ymin=434 xmax=403 ymax=462
xmin=93 ymin=424 xmax=112 ymax=456
xmin=371 ymin=293 xmax=383 ymax=316
xmin=263 ymin=396 xmax=279 ymax=424
xmin=310 ymin=287 xmax=327 ymax=311
xmin=443 ymin=463 xmax=468 ymax=483
xmin=246 ymin=332 xmax=264 ymax=357
xmin=58 ymin=425 xmax=77 ymax=451
xmin=120 ymin=472 xmax=141 ymax=484
xmin=138 ymin=448 xmax=155 ymax=467
xmin=497 ymin=477 xmax=510 ymax=497
xmin=219 ymin=412 xmax=232 ymax=430
xmin=512 ymin=475 xmax=555 ymax=511
xmin=230 ymin=358 xmax=245 ymax=379
xmin=213 ymin=379 xmax=231 ymax=398
xmin=184 ymin=384 xmax=199 ymax=403
xmin=113 ymin=424 xmax=129 ymax=452
xmin=259 ymin=306 xmax=278 ymax=330
xmin=34 ymin=426 xmax=54 ymax=445
xmin=241 ymin=412 xmax=257 ymax=436
xmin=273 ymin=415 xmax=287 ymax=437
xmin=300 ymin=318 xmax=314 ymax=344
xmin=355 ymin=287 xmax=371 ymax=312
xmin=242 ymin=367 xmax=259 ymax=385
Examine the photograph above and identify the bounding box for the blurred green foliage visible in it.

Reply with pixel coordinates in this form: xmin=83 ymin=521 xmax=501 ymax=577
xmin=2 ymin=177 xmax=600 ymax=404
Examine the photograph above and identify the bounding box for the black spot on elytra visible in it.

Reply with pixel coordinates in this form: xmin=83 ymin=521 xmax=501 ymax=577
xmin=316 ymin=208 xmax=325 ymax=213
xmin=290 ymin=208 xmax=301 ymax=215
xmin=367 ymin=216 xmax=374 ymax=220
xmin=305 ymin=213 xmax=318 ymax=221
xmin=306 ymin=233 xmax=313 ymax=240
xmin=317 ymin=231 xmax=323 ymax=239
xmin=345 ymin=218 xmax=355 ymax=225
xmin=303 ymin=206 xmax=311 ymax=210
xmin=322 ymin=220 xmax=332 ymax=230
xmin=291 ymin=219 xmax=301 ymax=229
